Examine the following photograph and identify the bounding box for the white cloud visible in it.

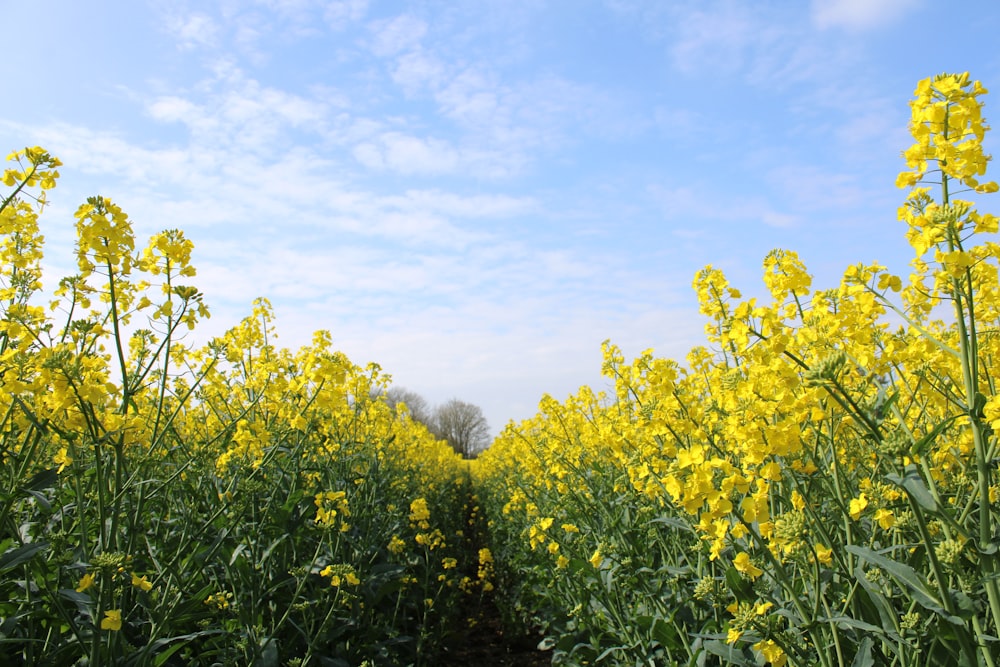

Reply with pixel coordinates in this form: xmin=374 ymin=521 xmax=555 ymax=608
xmin=764 ymin=163 xmax=870 ymax=214
xmin=648 ymin=182 xmax=802 ymax=231
xmin=143 ymin=66 xmax=330 ymax=158
xmin=352 ymin=142 xmax=385 ymax=169
xmin=354 ymin=132 xmax=459 ymax=174
xmin=760 ymin=211 xmax=800 ymax=229
xmin=391 ymin=51 xmax=448 ymax=94
xmin=670 ymin=4 xmax=766 ymax=75
xmin=369 ymin=14 xmax=428 ymax=57
xmin=435 ymin=68 xmax=504 ymax=127
xmin=352 ymin=131 xmax=528 ymax=179
xmin=660 ymin=2 xmax=868 ymax=92
xmin=324 ymin=0 xmax=369 ymax=28
xmin=147 ymin=96 xmax=200 ymax=124
xmin=168 ymin=12 xmax=219 ymax=49
xmin=387 ymin=190 xmax=535 ymax=219
xmin=811 ymin=0 xmax=922 ymax=30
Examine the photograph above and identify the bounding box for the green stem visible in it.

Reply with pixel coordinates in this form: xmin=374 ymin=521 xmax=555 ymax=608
xmin=908 ymin=490 xmax=979 ymax=664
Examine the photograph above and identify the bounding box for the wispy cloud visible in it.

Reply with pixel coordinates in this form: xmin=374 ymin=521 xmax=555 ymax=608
xmin=811 ymin=0 xmax=923 ymax=31
xmin=353 ymin=132 xmax=460 ymax=175
xmin=324 ymin=0 xmax=369 ymax=29
xmin=166 ymin=12 xmax=219 ymax=50
xmin=669 ymin=3 xmax=779 ymax=76
xmin=369 ymin=14 xmax=428 ymax=57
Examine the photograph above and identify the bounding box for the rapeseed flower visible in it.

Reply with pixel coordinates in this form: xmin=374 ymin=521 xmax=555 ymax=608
xmin=753 ymin=639 xmax=788 ymax=666
xmin=848 ymin=494 xmax=868 ymax=521
xmin=733 ymin=552 xmax=763 ymax=579
xmin=100 ymin=609 xmax=122 ymax=631
xmin=76 ymin=573 xmax=95 ymax=593
xmin=131 ymin=573 xmax=153 ymax=592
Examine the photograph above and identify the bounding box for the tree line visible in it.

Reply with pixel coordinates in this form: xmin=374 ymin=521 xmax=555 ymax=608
xmin=379 ymin=388 xmax=491 ymax=459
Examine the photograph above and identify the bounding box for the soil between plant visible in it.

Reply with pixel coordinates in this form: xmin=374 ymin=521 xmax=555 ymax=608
xmin=436 ymin=592 xmax=552 ymax=666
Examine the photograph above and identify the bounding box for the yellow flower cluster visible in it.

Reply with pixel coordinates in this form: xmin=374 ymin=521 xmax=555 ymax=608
xmin=897 ymin=72 xmax=996 ymax=193
xmin=319 ymin=563 xmax=360 ymax=587
xmin=0 ymin=143 xmax=472 ymax=665
xmin=315 ymin=490 xmax=352 ymax=531
xmin=475 ymin=73 xmax=1000 ymax=666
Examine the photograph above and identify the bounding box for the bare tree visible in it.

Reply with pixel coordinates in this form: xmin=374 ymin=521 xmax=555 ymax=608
xmin=380 ymin=387 xmax=434 ymax=427
xmin=433 ymin=398 xmax=491 ymax=459
xmin=377 ymin=389 xmax=491 ymax=458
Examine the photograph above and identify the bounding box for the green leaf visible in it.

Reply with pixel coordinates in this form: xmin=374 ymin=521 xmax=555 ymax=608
xmin=701 ymin=639 xmax=755 ymax=666
xmin=651 ymin=616 xmax=676 ymax=648
xmin=255 ymin=637 xmax=279 ymax=667
xmin=259 ymin=535 xmax=288 ymax=565
xmin=851 ymin=636 xmax=876 ymax=667
xmin=846 ymin=545 xmax=962 ymax=624
xmin=22 ymin=467 xmax=59 ymax=492
xmin=24 ymin=489 xmax=52 ymax=512
xmin=148 ymin=631 xmax=226 ymax=667
xmin=596 ymin=645 xmax=626 ymax=662
xmin=974 ymin=392 xmax=988 ymax=419
xmin=152 ymin=643 xmax=189 ymax=667
xmin=724 ymin=566 xmax=754 ymax=603
xmin=887 ymin=466 xmax=938 ymax=512
xmin=845 ymin=571 xmax=900 ymax=641
xmin=0 ymin=541 xmax=48 ymax=574
xmin=910 ymin=415 xmax=961 ymax=456
xmin=818 ymin=615 xmax=886 ymax=636
xmin=229 ymin=543 xmax=248 ymax=567
xmin=949 ymin=589 xmax=979 ymax=620
xmin=650 ymin=516 xmax=696 ymax=534
xmin=537 ymin=636 xmax=557 ymax=650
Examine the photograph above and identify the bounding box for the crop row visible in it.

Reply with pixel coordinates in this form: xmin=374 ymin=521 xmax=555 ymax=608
xmin=0 ymin=152 xmax=486 ymax=665
xmin=475 ymin=72 xmax=1000 ymax=666
xmin=3 ymin=72 xmax=1000 ymax=667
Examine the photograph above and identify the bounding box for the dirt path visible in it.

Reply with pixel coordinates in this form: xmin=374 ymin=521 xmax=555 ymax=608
xmin=436 ymin=592 xmax=552 ymax=666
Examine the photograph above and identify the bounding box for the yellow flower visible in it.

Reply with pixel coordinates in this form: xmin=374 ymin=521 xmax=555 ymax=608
xmin=589 ymin=548 xmax=603 ymax=569
xmin=100 ymin=609 xmax=122 ymax=631
xmin=983 ymin=395 xmax=1000 ymax=433
xmin=873 ymin=508 xmax=895 ymax=530
xmin=759 ymin=461 xmax=782 ymax=481
xmin=790 ymin=490 xmax=805 ymax=511
xmin=204 ymin=591 xmax=232 ymax=610
xmin=896 ymin=171 xmax=921 ymax=188
xmin=753 ymin=638 xmax=788 ymax=666
xmin=849 ymin=493 xmax=869 ymax=521
xmin=76 ymin=573 xmax=95 ymax=592
xmin=814 ymin=543 xmax=833 ymax=566
xmin=320 ymin=564 xmax=360 ymax=587
xmin=53 ymin=447 xmax=73 ymax=473
xmin=409 ymin=498 xmax=431 ymax=524
xmin=733 ymin=552 xmax=763 ymax=580
xmin=131 ymin=573 xmax=153 ymax=592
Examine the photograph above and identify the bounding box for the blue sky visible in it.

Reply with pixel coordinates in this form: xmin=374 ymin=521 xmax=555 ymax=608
xmin=4 ymin=0 xmax=1000 ymax=435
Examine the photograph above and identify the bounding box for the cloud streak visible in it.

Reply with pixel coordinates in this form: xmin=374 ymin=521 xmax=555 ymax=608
xmin=811 ymin=0 xmax=924 ymax=31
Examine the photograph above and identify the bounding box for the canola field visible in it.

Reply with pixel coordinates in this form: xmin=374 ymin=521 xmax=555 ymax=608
xmin=3 ymin=73 xmax=1000 ymax=666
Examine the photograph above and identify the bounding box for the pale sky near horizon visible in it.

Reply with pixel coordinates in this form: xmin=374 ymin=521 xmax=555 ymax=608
xmin=4 ymin=0 xmax=1000 ymax=436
